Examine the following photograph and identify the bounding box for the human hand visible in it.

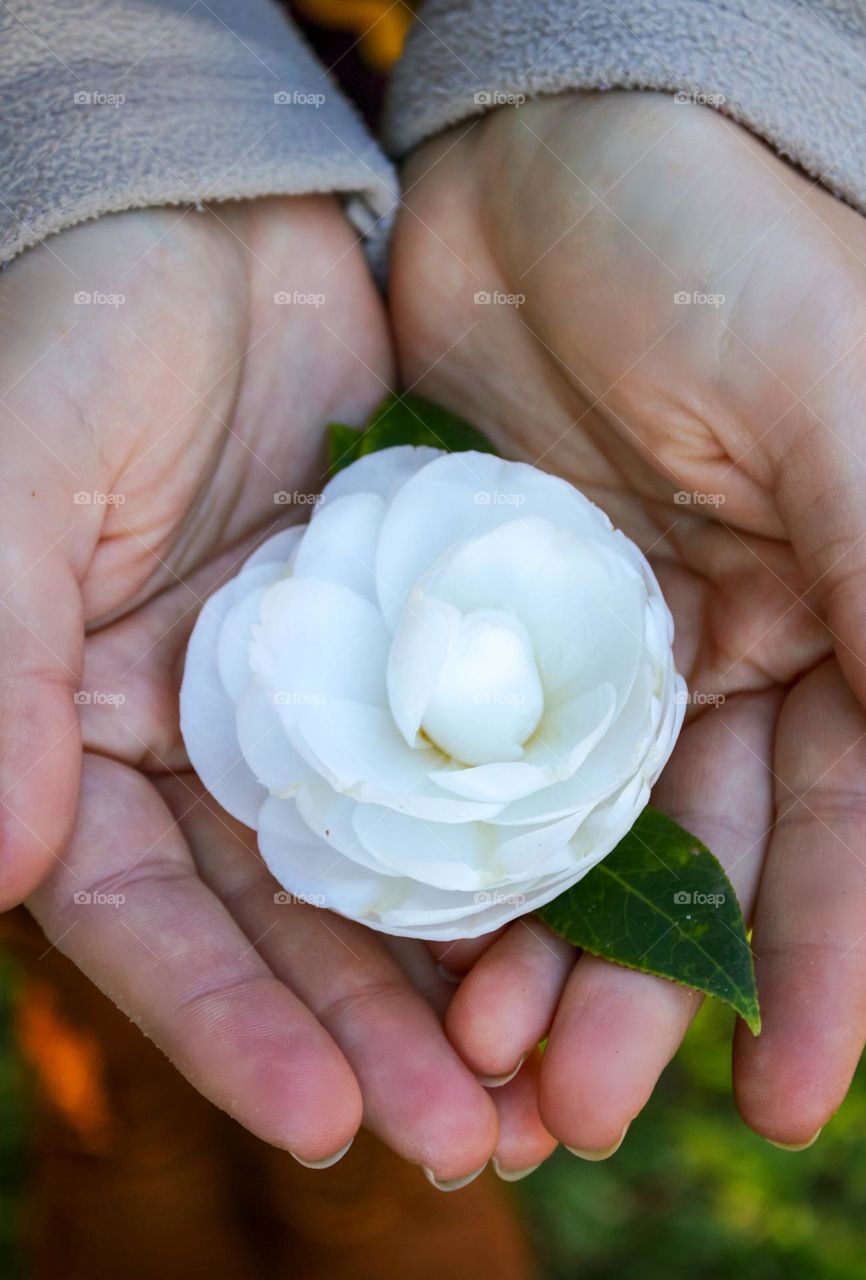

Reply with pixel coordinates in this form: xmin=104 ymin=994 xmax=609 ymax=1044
xmin=390 ymin=90 xmax=866 ymax=1157
xmin=2 ymin=198 xmax=513 ymax=1181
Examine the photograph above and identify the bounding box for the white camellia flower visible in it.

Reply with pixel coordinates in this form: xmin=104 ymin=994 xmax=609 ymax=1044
xmin=181 ymin=448 xmax=686 ymax=940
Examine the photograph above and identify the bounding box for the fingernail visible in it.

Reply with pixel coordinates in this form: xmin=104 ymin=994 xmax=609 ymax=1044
xmin=436 ymin=963 xmax=463 ymax=985
xmin=291 ymin=1139 xmax=353 ymax=1169
xmin=566 ymin=1123 xmax=629 ymax=1162
xmin=492 ymin=1157 xmax=541 ymax=1183
xmin=767 ymin=1128 xmax=822 ymax=1152
xmin=422 ymin=1163 xmax=487 ymax=1191
xmin=477 ymin=1053 xmax=526 ymax=1088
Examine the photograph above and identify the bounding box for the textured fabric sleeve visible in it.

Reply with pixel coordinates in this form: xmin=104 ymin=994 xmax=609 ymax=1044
xmin=0 ymin=0 xmax=397 ymax=265
xmin=383 ymin=0 xmax=866 ymax=216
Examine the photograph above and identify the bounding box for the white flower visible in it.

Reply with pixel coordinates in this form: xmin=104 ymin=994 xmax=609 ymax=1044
xmin=181 ymin=448 xmax=686 ymax=940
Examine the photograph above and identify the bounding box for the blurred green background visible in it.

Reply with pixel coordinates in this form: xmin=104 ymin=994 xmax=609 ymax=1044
xmin=1 ymin=952 xmax=863 ymax=1280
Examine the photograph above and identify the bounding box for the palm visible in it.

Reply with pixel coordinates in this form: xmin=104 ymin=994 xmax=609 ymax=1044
xmin=2 ymin=199 xmax=506 ymax=1178
xmin=391 ymin=91 xmax=866 ymax=1151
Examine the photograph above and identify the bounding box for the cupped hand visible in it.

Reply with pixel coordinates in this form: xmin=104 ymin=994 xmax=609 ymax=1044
xmin=1 ymin=198 xmax=505 ymax=1180
xmin=390 ymin=90 xmax=866 ymax=1157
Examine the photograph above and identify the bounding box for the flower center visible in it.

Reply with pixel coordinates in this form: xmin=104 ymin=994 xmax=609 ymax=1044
xmin=421 ymin=608 xmax=544 ymax=766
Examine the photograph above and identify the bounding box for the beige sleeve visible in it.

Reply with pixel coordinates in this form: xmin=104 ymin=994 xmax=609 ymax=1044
xmin=383 ymin=0 xmax=866 ymax=216
xmin=0 ymin=0 xmax=397 ymax=264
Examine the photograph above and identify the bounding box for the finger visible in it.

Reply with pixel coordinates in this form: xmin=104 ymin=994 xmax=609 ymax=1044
xmin=735 ymin=659 xmax=866 ymax=1145
xmin=490 ymin=1050 xmax=558 ymax=1181
xmin=0 ymin=508 xmax=83 ymax=906
xmin=166 ymin=774 xmax=499 ymax=1188
xmin=772 ymin=363 xmax=866 ymax=711
xmin=27 ymin=754 xmax=362 ymax=1162
xmin=426 ymin=930 xmax=505 ymax=978
xmin=443 ymin=918 xmax=576 ymax=1081
xmin=540 ymin=689 xmax=778 ymax=1154
xmin=381 ymin=933 xmax=459 ymax=1019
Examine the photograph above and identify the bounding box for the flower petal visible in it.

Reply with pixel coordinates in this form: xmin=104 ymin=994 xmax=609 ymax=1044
xmin=489 ymin=665 xmax=662 ymax=826
xmin=420 ymin=517 xmax=646 ymax=709
xmin=260 ymin=792 xmax=576 ymax=938
xmin=375 ymin=452 xmax=612 ymax=631
xmin=292 ymin=699 xmax=503 ymax=822
xmin=293 ymin=785 xmax=405 ymax=877
xmin=321 ymin=444 xmax=442 ymax=506
xmin=217 ymin=568 xmax=284 ymax=703
xmin=386 ymin=590 xmax=461 ymax=747
xmin=430 ymin=683 xmax=616 ymax=803
xmin=181 ymin=572 xmax=275 ymax=828
xmin=293 ymin=492 xmax=386 ymax=604
xmin=236 ymin=685 xmax=317 ymax=795
xmin=243 ymin=524 xmax=305 ymax=572
xmin=250 ymin=577 xmax=389 ymax=713
xmin=259 ymin=795 xmax=390 ymax=918
xmin=352 ymin=804 xmax=498 ymax=891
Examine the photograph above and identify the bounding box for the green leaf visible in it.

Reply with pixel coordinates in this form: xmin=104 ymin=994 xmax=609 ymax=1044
xmin=327 ymin=421 xmax=364 ymax=474
xmin=327 ymin=392 xmax=498 ymax=475
xmin=537 ymin=808 xmax=761 ymax=1034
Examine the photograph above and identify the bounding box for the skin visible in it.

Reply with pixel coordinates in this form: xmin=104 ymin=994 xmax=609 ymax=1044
xmin=0 ymin=195 xmax=511 ymax=1181
xmin=390 ymin=91 xmax=866 ymax=1164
